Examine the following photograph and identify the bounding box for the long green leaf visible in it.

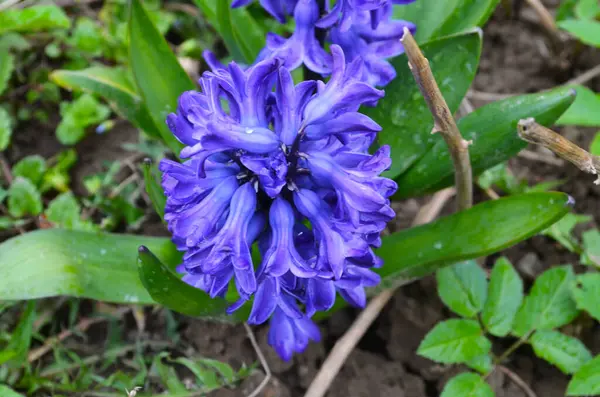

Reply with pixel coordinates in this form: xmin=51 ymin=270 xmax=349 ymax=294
xmin=376 ymin=192 xmax=572 ymax=289
xmin=0 ymin=229 xmax=181 ymax=303
xmin=138 ymin=246 xmax=244 ymax=321
xmin=51 ymin=66 xmax=161 ymax=138
xmin=394 ymin=87 xmax=576 ymax=198
xmin=142 ymin=159 xmax=166 ymax=218
xmin=363 ymin=30 xmax=481 ymax=179
xmin=433 ymin=0 xmax=500 ymax=38
xmin=129 ymin=0 xmax=193 ymax=154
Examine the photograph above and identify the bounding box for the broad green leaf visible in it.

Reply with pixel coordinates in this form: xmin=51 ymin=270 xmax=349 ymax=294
xmin=395 ymin=87 xmax=576 ymax=198
xmin=0 ymin=385 xmax=26 ymax=397
xmin=0 ymin=107 xmax=13 ymax=151
xmin=567 ymin=355 xmax=600 ymax=396
xmin=481 ymin=257 xmax=523 ymax=337
xmin=512 ymin=266 xmax=579 ymax=337
xmin=7 ymin=177 xmax=42 ymax=218
xmin=376 ymin=192 xmax=572 ymax=289
xmin=12 ymin=155 xmax=47 ymax=186
xmin=0 ymin=5 xmax=70 ymax=34
xmin=440 ymin=373 xmax=494 ymax=397
xmin=558 ymin=19 xmax=600 ymax=47
xmin=0 ymin=48 xmax=15 ymax=96
xmin=436 ymin=260 xmax=487 ymax=318
xmin=51 ymin=66 xmax=161 ymax=138
xmin=363 ymin=30 xmax=481 ymax=179
xmin=581 ymin=229 xmax=600 ymax=267
xmin=138 ymin=246 xmax=244 ymax=321
xmin=0 ymin=229 xmax=181 ymax=304
xmin=129 ymin=0 xmax=193 ymax=154
xmin=530 ymin=330 xmax=592 ymax=374
xmin=393 ymin=0 xmax=460 ymax=42
xmin=417 ymin=319 xmax=491 ymax=364
xmin=590 ymin=132 xmax=600 ymax=155
xmin=142 ymin=159 xmax=166 ymax=219
xmin=466 ymin=355 xmax=494 ymax=375
xmin=45 ymin=192 xmax=95 ymax=231
xmin=7 ymin=301 xmax=36 ymax=366
xmin=433 ymin=0 xmax=500 ymax=38
xmin=572 ymin=273 xmax=600 ymax=321
xmin=541 ymin=212 xmax=592 ymax=253
xmin=575 ymin=0 xmax=600 ymax=19
xmin=556 ymin=85 xmax=600 ymax=126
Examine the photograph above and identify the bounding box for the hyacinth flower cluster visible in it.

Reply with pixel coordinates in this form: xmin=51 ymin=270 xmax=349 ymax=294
xmin=232 ymin=0 xmax=416 ymax=87
xmin=160 ymin=46 xmax=397 ymax=360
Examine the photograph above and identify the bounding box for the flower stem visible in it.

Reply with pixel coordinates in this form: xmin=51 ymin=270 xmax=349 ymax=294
xmin=401 ymin=28 xmax=473 ymax=211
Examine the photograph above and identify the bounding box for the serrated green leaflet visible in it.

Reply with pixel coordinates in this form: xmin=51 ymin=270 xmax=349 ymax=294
xmin=376 ymin=192 xmax=572 ymax=289
xmin=572 ymin=273 xmax=600 ymax=321
xmin=440 ymin=373 xmax=493 ymax=397
xmin=567 ymin=355 xmax=600 ymax=396
xmin=436 ymin=260 xmax=487 ymax=318
xmin=418 ymin=319 xmax=491 ymax=364
xmin=512 ymin=266 xmax=579 ymax=337
xmin=481 ymin=257 xmax=523 ymax=337
xmin=363 ymin=30 xmax=481 ymax=179
xmin=129 ymin=0 xmax=193 ymax=154
xmin=395 ymin=87 xmax=576 ymax=198
xmin=0 ymin=229 xmax=181 ymax=303
xmin=530 ymin=330 xmax=592 ymax=374
xmin=51 ymin=66 xmax=161 ymax=138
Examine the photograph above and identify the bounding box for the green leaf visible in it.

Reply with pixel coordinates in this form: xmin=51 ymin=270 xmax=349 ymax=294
xmin=0 ymin=32 xmax=30 ymax=52
xmin=558 ymin=19 xmax=600 ymax=47
xmin=541 ymin=212 xmax=592 ymax=253
xmin=441 ymin=373 xmax=494 ymax=397
xmin=170 ymin=357 xmax=221 ymax=390
xmin=466 ymin=355 xmax=494 ymax=375
xmin=581 ymin=229 xmax=600 ymax=267
xmin=7 ymin=301 xmax=36 ymax=366
xmin=481 ymin=257 xmax=523 ymax=337
xmin=376 ymin=192 xmax=572 ymax=289
xmin=393 ymin=0 xmax=460 ymax=42
xmin=556 ymin=85 xmax=600 ymax=126
xmin=69 ymin=17 xmax=104 ymax=56
xmin=216 ymin=0 xmax=250 ymax=62
xmin=7 ymin=177 xmax=42 ymax=218
xmin=142 ymin=159 xmax=166 ymax=218
xmin=0 ymin=48 xmax=15 ymax=96
xmin=418 ymin=319 xmax=490 ymax=364
xmin=530 ymin=330 xmax=592 ymax=374
xmin=572 ymin=273 xmax=600 ymax=321
xmin=395 ymin=87 xmax=576 ymax=198
xmin=0 ymin=385 xmax=26 ymax=397
xmin=575 ymin=0 xmax=600 ymax=19
xmin=0 ymin=229 xmax=181 ymax=304
xmin=138 ymin=246 xmax=243 ymax=320
xmin=197 ymin=358 xmax=237 ymax=384
xmin=12 ymin=155 xmax=47 ymax=186
xmin=129 ymin=0 xmax=194 ymax=154
xmin=590 ymin=132 xmax=600 ymax=156
xmin=56 ymin=94 xmax=111 ymax=145
xmin=51 ymin=66 xmax=161 ymax=139
xmin=0 ymin=5 xmax=70 ymax=34
xmin=567 ymin=355 xmax=600 ymax=396
xmin=0 ymin=106 xmax=13 ymax=151
xmin=363 ymin=30 xmax=481 ymax=179
xmin=152 ymin=352 xmax=188 ymax=393
xmin=512 ymin=266 xmax=579 ymax=337
xmin=433 ymin=0 xmax=500 ymax=38
xmin=46 ymin=192 xmax=95 ymax=231
xmin=436 ymin=260 xmax=487 ymax=318
xmin=442 ymin=373 xmax=494 ymax=397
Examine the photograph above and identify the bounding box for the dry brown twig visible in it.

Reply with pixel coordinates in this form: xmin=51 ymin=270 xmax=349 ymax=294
xmin=523 ymin=0 xmax=561 ymax=47
xmin=497 ymin=365 xmax=538 ymax=397
xmin=244 ymin=323 xmax=272 ymax=397
xmin=517 ymin=118 xmax=600 ymax=184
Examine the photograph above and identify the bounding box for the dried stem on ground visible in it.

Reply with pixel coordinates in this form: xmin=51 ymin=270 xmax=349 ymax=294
xmin=517 ymin=118 xmax=600 ymax=184
xmin=401 ymin=28 xmax=473 ymax=210
xmin=303 ymin=187 xmax=456 ymax=397
xmin=244 ymin=323 xmax=272 ymax=397
xmin=497 ymin=365 xmax=538 ymax=397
